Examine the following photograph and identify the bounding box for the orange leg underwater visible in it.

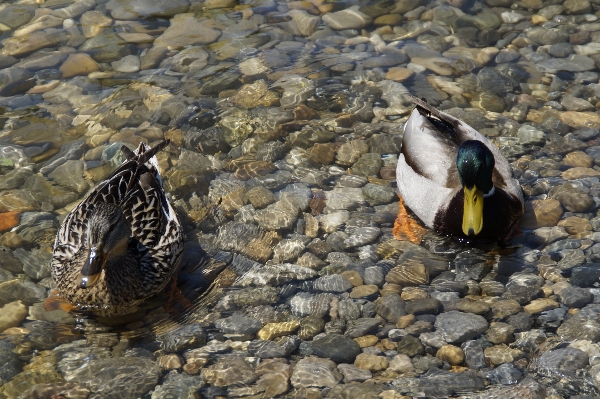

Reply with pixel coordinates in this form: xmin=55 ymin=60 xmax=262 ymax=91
xmin=393 ymin=195 xmax=427 ymax=245
xmin=44 ymin=290 xmax=76 ymax=313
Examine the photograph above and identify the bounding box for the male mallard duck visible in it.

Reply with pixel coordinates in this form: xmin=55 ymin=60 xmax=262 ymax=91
xmin=395 ymin=96 xmax=524 ymax=243
xmin=51 ymin=140 xmax=184 ymax=311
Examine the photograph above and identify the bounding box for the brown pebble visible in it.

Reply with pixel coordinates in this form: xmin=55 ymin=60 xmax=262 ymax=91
xmin=0 ymin=211 xmax=20 ymax=232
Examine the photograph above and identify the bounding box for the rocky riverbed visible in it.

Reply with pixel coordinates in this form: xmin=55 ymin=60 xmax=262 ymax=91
xmin=2 ymin=0 xmax=600 ymax=397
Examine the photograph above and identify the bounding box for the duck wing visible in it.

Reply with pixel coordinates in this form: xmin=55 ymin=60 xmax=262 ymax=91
xmin=405 ymin=96 xmax=523 ymax=204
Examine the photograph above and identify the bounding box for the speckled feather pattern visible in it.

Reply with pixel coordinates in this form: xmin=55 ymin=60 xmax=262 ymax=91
xmin=51 ymin=141 xmax=184 ymax=311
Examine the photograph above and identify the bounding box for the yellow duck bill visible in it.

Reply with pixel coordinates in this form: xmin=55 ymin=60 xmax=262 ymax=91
xmin=462 ymin=186 xmax=484 ymax=236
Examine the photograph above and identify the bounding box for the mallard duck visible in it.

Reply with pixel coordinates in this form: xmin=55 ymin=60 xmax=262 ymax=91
xmin=395 ymin=96 xmax=524 ymax=243
xmin=51 ymin=140 xmax=184 ymax=311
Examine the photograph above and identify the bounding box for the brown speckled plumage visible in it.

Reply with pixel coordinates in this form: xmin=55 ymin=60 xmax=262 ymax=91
xmin=51 ymin=140 xmax=183 ymax=312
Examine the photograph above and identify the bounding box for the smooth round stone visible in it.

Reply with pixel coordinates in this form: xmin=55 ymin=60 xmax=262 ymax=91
xmin=517 ymin=125 xmax=546 ymax=146
xmin=313 ymin=274 xmax=352 ymax=292
xmin=257 ymin=321 xmax=300 ymax=340
xmin=471 ymin=92 xmax=504 ymax=113
xmin=486 ymin=363 xmax=523 ymax=385
xmin=563 ymin=0 xmax=591 ymax=14
xmin=434 ymin=311 xmax=489 ymax=344
xmin=79 ymin=31 xmax=132 ymax=62
xmin=322 ymin=6 xmax=373 ymax=30
xmin=203 ymin=357 xmax=257 ymax=387
xmin=0 ymin=67 xmax=35 ymax=97
xmin=388 ymin=354 xmax=414 ymax=373
xmin=80 ymin=10 xmax=113 ymax=39
xmin=401 ymin=287 xmax=429 ymax=301
xmin=455 ymin=299 xmax=490 ymax=315
xmin=491 ymin=300 xmax=522 ymax=320
xmin=291 ymin=358 xmax=342 ymax=389
xmin=527 ymin=27 xmax=569 ymax=45
xmin=350 ymin=285 xmax=379 ymax=299
xmin=386 ymin=261 xmax=429 ymax=286
xmin=160 ymin=324 xmax=206 ymax=352
xmin=363 ymin=266 xmax=384 ymax=286
xmin=563 ymin=151 xmax=593 ymax=168
xmin=560 ymin=111 xmax=600 ymax=129
xmin=523 ymin=298 xmax=559 ymax=314
xmin=374 ymin=294 xmax=406 ymax=324
xmin=404 ymin=298 xmax=441 ymax=315
xmin=486 ymin=322 xmax=515 ymax=344
xmin=106 ymin=0 xmax=190 ymax=19
xmin=558 ymin=286 xmax=592 ymax=307
xmin=396 ymin=335 xmax=425 ymax=357
xmin=0 ymin=212 xmax=20 ymax=232
xmin=436 ymin=345 xmax=464 ymax=366
xmin=538 ymin=55 xmax=596 ymax=73
xmin=338 ymin=363 xmax=373 ymax=384
xmin=111 ymin=55 xmax=140 ymax=73
xmin=354 ymin=335 xmax=378 ymax=348
xmin=154 ymin=15 xmax=221 ymax=47
xmin=362 ymin=183 xmax=395 ymax=206
xmin=562 ymin=167 xmax=600 ymax=180
xmin=0 ymin=5 xmax=35 ymax=29
xmin=484 ymin=345 xmax=526 ymax=366
xmin=215 ymin=314 xmax=262 ymax=334
xmin=519 ymin=199 xmax=563 ymax=229
xmin=0 ymin=300 xmax=27 ymax=333
xmin=561 ymin=95 xmax=594 ymax=111
xmin=558 ymin=216 xmax=593 ymax=235
xmin=288 ymin=10 xmax=320 ymax=36
xmin=374 ymin=14 xmax=402 ymax=26
xmin=536 ymin=347 xmax=589 ymax=374
xmin=157 ymin=354 xmax=183 ymax=371
xmin=354 ymin=354 xmax=388 ymax=372
xmin=248 ymin=336 xmax=299 ymax=358
xmin=548 ymin=42 xmax=574 ymax=58
xmin=309 ymin=334 xmax=361 ymax=363
xmin=59 ymin=53 xmax=101 ymax=79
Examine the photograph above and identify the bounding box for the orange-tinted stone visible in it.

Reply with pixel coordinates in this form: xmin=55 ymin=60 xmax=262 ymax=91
xmin=0 ymin=211 xmax=19 ymax=232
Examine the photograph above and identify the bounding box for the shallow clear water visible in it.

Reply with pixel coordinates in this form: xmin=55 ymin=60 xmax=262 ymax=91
xmin=2 ymin=0 xmax=600 ymax=397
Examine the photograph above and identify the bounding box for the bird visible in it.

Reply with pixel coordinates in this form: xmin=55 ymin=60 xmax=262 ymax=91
xmin=394 ymin=96 xmax=524 ymax=244
xmin=51 ymin=140 xmax=184 ymax=313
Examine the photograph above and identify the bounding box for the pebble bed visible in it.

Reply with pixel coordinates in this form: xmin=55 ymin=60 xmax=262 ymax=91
xmin=2 ymin=0 xmax=600 ymax=398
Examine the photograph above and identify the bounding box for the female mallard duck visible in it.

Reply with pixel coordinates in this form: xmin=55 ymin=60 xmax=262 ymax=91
xmin=51 ymin=140 xmax=184 ymax=312
xmin=395 ymin=96 xmax=524 ymax=243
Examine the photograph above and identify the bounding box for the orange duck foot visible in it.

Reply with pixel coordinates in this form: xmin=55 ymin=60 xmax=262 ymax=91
xmin=393 ymin=195 xmax=427 ymax=245
xmin=164 ymin=275 xmax=194 ymax=317
xmin=44 ymin=291 xmax=76 ymax=313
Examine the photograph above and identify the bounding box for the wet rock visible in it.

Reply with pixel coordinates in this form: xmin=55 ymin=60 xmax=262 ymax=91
xmin=0 ymin=5 xmax=35 ymax=29
xmin=106 ymin=0 xmax=190 ymax=19
xmin=486 ymin=363 xmax=523 ymax=385
xmin=354 ymin=353 xmax=388 ymax=372
xmin=322 ymin=6 xmax=373 ymax=30
xmin=519 ymin=199 xmax=563 ymax=229
xmin=461 ymin=340 xmax=486 ymax=370
xmin=571 ymin=264 xmax=600 ymax=287
xmin=66 ymin=357 xmax=159 ymax=399
xmin=537 ymin=55 xmax=596 ymax=73
xmin=434 ymin=311 xmax=488 ymax=344
xmin=159 ymin=324 xmax=206 ymax=352
xmin=291 ymin=357 xmax=342 ymax=388
xmin=313 ymin=274 xmax=353 ymax=293
xmin=248 ymin=336 xmax=300 ymax=358
xmin=150 ymin=373 xmax=204 ymax=399
xmin=0 ymin=68 xmax=35 ymax=97
xmin=0 ymin=300 xmax=27 ymax=333
xmin=345 ymin=318 xmax=381 ymax=338
xmin=0 ymin=279 xmax=45 ymax=306
xmin=558 ymin=286 xmax=592 ymax=308
xmin=535 ymin=347 xmax=589 ymax=376
xmin=397 ymin=335 xmax=425 ymax=356
xmin=258 ymin=321 xmax=300 ymax=340
xmin=202 ymin=356 xmax=257 ymax=387
xmin=13 ymin=248 xmax=52 ymax=280
xmin=215 ymin=313 xmax=262 ymax=335
xmin=418 ymin=369 xmax=485 ymax=397
xmin=79 ymin=30 xmax=132 ymax=63
xmin=337 ymin=363 xmax=372 ymax=383
xmin=309 ymin=334 xmax=361 ymax=363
